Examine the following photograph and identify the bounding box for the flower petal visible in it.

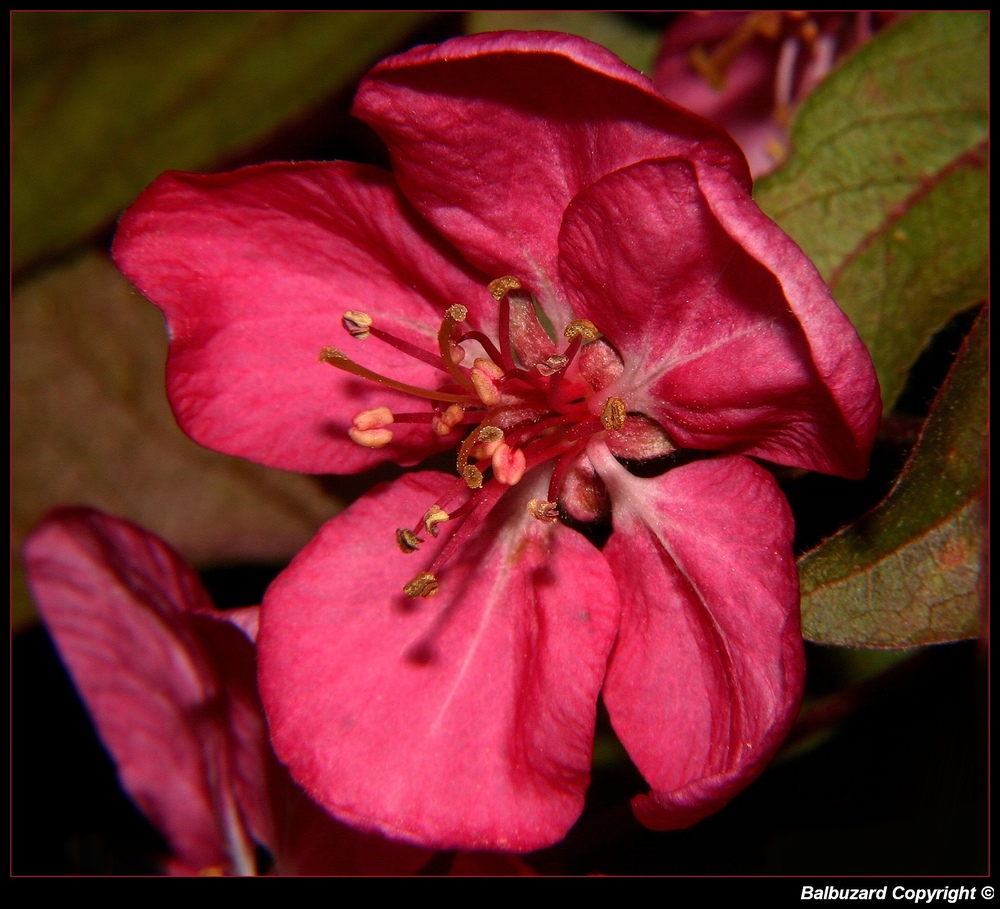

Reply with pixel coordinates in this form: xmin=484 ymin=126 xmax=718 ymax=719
xmin=112 ymin=161 xmax=489 ymax=474
xmin=354 ymin=31 xmax=746 ymax=323
xmin=23 ymin=507 xmax=263 ymax=875
xmin=559 ymin=158 xmax=879 ymax=477
xmin=589 ymin=444 xmax=804 ymax=829
xmin=258 ymin=469 xmax=620 ymax=851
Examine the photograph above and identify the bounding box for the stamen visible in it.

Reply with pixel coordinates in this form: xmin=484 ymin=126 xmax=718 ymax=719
xmin=535 ymin=354 xmax=568 ymax=377
xmin=601 ymin=397 xmax=627 ymax=431
xmin=564 ymin=319 xmax=600 ymax=343
xmin=492 ymin=442 xmax=527 ymax=486
xmin=432 ymin=403 xmax=466 ymax=436
xmin=462 ymin=465 xmax=484 ymax=489
xmin=395 ymin=528 xmax=424 ymax=554
xmin=527 ymin=499 xmax=560 ymax=524
xmin=470 ymin=357 xmax=505 ymax=406
xmin=438 ymin=306 xmax=474 ymax=390
xmin=342 ymin=310 xmax=372 ymax=339
xmin=457 ymin=424 xmax=502 ymax=477
xmin=422 ymin=505 xmax=450 ymax=537
xmin=404 ymin=572 xmax=439 ymax=598
xmin=344 ymin=311 xmax=459 ymax=373
xmin=488 ymin=275 xmax=522 ymax=301
xmin=320 ymin=347 xmax=470 ymax=404
xmin=468 ymin=424 xmax=504 ymax=461
xmin=348 ymin=407 xmax=394 ymax=448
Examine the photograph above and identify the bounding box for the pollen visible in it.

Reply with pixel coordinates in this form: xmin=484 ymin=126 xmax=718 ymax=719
xmin=447 ymin=304 xmax=468 ymax=323
xmin=535 ymin=354 xmax=568 ymax=377
xmin=528 ymin=499 xmax=560 ymax=523
xmin=403 ymin=572 xmax=439 ymax=598
xmin=422 ymin=505 xmax=450 ymax=536
xmin=565 ymin=319 xmax=600 ymax=343
xmin=462 ymin=464 xmax=484 ymax=489
xmin=395 ymin=528 xmax=424 ymax=553
xmin=601 ymin=396 xmax=627 ymax=431
xmin=488 ymin=275 xmax=522 ymax=301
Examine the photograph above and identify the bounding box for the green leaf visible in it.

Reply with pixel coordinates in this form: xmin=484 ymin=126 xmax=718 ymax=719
xmin=12 ymin=251 xmax=343 ymax=631
xmin=756 ymin=11 xmax=988 ymax=412
xmin=798 ymin=307 xmax=987 ymax=647
xmin=12 ymin=11 xmax=437 ymax=270
xmin=466 ymin=11 xmax=662 ymax=77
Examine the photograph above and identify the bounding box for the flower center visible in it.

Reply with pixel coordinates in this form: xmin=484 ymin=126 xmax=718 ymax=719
xmin=320 ymin=276 xmax=634 ymax=596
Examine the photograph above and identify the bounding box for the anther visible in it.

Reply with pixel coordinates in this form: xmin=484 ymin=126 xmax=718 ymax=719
xmin=348 ymin=406 xmax=394 ymax=448
xmin=492 ymin=442 xmax=527 ymax=486
xmin=535 ymin=354 xmax=568 ymax=377
xmin=564 ymin=319 xmax=600 ymax=343
xmin=431 ymin=403 xmax=465 ymax=436
xmin=447 ymin=304 xmax=468 ymax=323
xmin=422 ymin=505 xmax=450 ymax=537
xmin=601 ymin=396 xmax=627 ymax=431
xmin=468 ymin=425 xmax=504 ymax=461
xmin=488 ymin=275 xmax=522 ymax=301
xmin=342 ymin=311 xmax=373 ymax=339
xmin=462 ymin=465 xmax=484 ymax=489
xmin=395 ymin=528 xmax=424 ymax=554
xmin=470 ymin=357 xmax=506 ymax=406
xmin=528 ymin=499 xmax=561 ymax=524
xmin=404 ymin=572 xmax=439 ymax=598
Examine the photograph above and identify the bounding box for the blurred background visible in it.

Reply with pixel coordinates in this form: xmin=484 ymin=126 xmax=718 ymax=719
xmin=12 ymin=12 xmax=987 ymax=875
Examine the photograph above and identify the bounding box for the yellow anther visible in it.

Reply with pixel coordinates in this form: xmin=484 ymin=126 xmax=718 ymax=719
xmin=527 ymin=499 xmax=560 ymax=524
xmin=422 ymin=505 xmax=450 ymax=537
xmin=601 ymin=396 xmax=627 ymax=432
xmin=462 ymin=464 xmax=484 ymax=489
xmin=404 ymin=572 xmax=439 ymax=598
xmin=564 ymin=319 xmax=600 ymax=343
xmin=352 ymin=407 xmax=394 ymax=431
xmin=470 ymin=357 xmax=505 ymax=406
xmin=488 ymin=275 xmax=522 ymax=301
xmin=432 ymin=403 xmax=465 ymax=436
xmin=535 ymin=354 xmax=568 ymax=377
xmin=447 ymin=304 xmax=468 ymax=323
xmin=395 ymin=528 xmax=424 ymax=554
xmin=342 ymin=310 xmax=373 ymax=339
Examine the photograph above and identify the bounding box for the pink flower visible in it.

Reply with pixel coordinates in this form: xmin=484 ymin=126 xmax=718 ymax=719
xmin=654 ymin=12 xmax=900 ymax=176
xmin=112 ymin=32 xmax=880 ymax=851
xmin=23 ymin=507 xmax=431 ymax=875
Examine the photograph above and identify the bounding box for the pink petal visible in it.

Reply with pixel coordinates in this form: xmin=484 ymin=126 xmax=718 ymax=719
xmin=23 ymin=507 xmax=263 ymax=875
xmin=258 ymin=470 xmax=620 ymax=851
xmin=559 ymin=158 xmax=879 ymax=478
xmin=112 ymin=161 xmax=489 ymax=474
xmin=354 ymin=31 xmax=747 ymax=325
xmin=699 ymin=164 xmax=882 ymax=477
xmin=589 ymin=444 xmax=804 ymax=829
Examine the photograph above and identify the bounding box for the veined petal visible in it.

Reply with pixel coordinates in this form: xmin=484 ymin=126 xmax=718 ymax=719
xmin=23 ymin=508 xmax=263 ymax=876
xmin=559 ymin=158 xmax=879 ymax=478
xmin=589 ymin=445 xmax=804 ymax=829
xmin=698 ymin=164 xmax=881 ymax=477
xmin=354 ymin=30 xmax=746 ymax=324
xmin=258 ymin=470 xmax=620 ymax=851
xmin=112 ymin=161 xmax=489 ymax=474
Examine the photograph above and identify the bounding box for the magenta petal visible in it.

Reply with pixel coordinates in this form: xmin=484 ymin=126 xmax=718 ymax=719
xmin=112 ymin=161 xmax=489 ymax=474
xmin=23 ymin=508 xmax=264 ymax=875
xmin=559 ymin=158 xmax=879 ymax=477
xmin=258 ymin=470 xmax=620 ymax=851
xmin=589 ymin=446 xmax=804 ymax=829
xmin=354 ymin=31 xmax=746 ymax=322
